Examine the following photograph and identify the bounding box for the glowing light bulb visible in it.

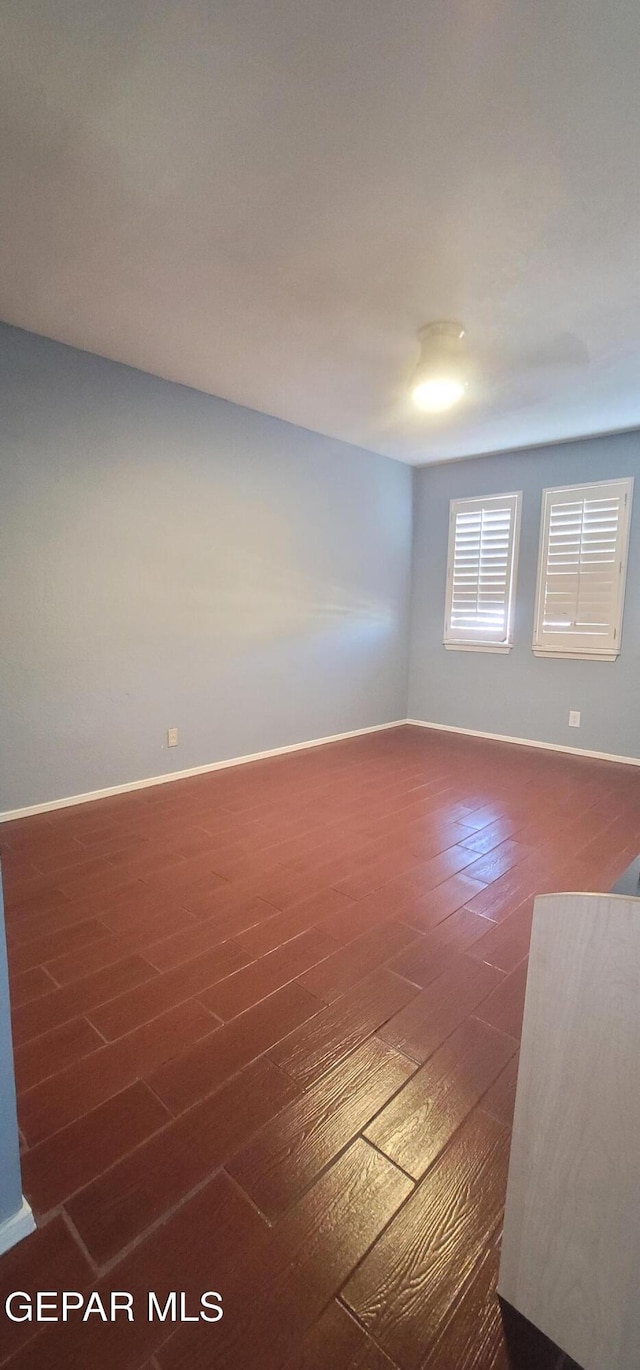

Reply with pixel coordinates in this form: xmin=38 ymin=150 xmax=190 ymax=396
xmin=411 ymin=376 xmax=467 ymax=412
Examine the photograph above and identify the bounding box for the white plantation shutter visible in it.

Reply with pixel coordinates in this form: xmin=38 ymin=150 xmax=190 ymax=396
xmin=533 ymin=478 xmax=633 ymax=659
xmin=444 ymin=493 xmax=521 ymax=650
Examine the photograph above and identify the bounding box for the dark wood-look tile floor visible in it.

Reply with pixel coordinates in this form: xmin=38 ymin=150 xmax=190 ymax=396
xmin=1 ymin=724 xmax=639 ymax=1369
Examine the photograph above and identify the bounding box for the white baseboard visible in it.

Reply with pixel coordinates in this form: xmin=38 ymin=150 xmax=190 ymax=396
xmin=0 ymin=1198 xmax=36 ymax=1257
xmin=0 ymin=720 xmax=407 ymax=823
xmin=5 ymin=715 xmax=636 ymax=823
xmin=406 ymin=718 xmax=640 ymax=767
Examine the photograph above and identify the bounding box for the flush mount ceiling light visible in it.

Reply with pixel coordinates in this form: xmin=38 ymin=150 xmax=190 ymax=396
xmin=411 ymin=321 xmax=468 ymax=412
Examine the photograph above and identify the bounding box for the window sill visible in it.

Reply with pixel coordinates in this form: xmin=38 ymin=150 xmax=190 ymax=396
xmin=532 ymin=648 xmax=619 ymax=662
xmin=443 ymin=642 xmax=513 ymax=654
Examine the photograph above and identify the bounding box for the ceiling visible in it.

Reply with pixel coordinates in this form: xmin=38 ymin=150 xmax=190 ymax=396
xmin=1 ymin=1 xmax=639 ymax=466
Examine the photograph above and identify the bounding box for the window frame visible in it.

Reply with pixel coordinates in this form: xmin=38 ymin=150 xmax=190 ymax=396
xmin=443 ymin=490 xmax=522 ymax=654
xmin=532 ymin=476 xmax=634 ymax=662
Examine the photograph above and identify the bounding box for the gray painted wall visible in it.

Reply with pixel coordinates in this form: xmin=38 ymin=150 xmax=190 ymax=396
xmin=0 ymin=324 xmax=412 ymax=812
xmin=3 ymin=318 xmax=639 ymax=816
xmin=0 ymin=870 xmax=23 ymax=1226
xmin=408 ymin=432 xmax=640 ymax=759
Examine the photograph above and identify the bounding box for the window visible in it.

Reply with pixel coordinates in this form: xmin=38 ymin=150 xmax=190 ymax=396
xmin=533 ymin=477 xmax=633 ymax=660
xmin=444 ymin=492 xmax=521 ymax=652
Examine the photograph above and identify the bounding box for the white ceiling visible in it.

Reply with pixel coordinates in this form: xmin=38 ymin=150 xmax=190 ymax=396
xmin=1 ymin=1 xmax=639 ymax=466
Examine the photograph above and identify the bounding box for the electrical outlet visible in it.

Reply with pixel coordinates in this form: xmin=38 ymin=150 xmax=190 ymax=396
xmin=167 ymin=727 xmax=179 ymax=747
xmin=568 ymin=711 xmax=581 ymax=728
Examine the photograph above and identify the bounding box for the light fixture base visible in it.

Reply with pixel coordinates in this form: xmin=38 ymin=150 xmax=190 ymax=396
xmin=417 ymin=321 xmax=465 ymax=344
xmin=411 ymin=321 xmax=468 ymax=412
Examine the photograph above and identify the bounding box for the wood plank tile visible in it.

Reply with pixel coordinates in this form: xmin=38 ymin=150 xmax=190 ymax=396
xmin=66 ymin=831 xmax=148 ymax=860
xmin=29 ymin=841 xmax=123 ymax=875
xmin=58 ymin=863 xmax=148 ymax=900
xmin=7 ymin=964 xmax=58 ymax=1006
xmin=381 ymin=844 xmax=484 ymax=904
xmin=14 ymin=1015 xmax=105 ymax=1093
xmin=66 ymin=1056 xmax=297 ymax=1263
xmin=4 ymin=889 xmax=78 ymax=925
xmin=22 ymin=1080 xmax=170 ymax=1213
xmin=7 ymin=1172 xmax=265 ymax=1370
xmin=156 ymin=1139 xmax=413 ymax=1370
xmin=7 ymin=918 xmax=112 ymax=976
xmin=147 ymin=981 xmax=322 ymax=1113
xmin=366 ymin=1018 xmax=517 ymax=1178
xmin=86 ymin=938 xmax=251 ymax=1039
xmin=95 ymin=896 xmax=199 ymax=938
xmin=285 ymin=1300 xmax=396 ymax=1369
xmin=329 ymin=847 xmax=425 ymax=900
xmin=316 ymin=887 xmax=409 ymax=943
xmin=296 ymin=921 xmax=418 ymax=1003
xmin=269 ymin=966 xmax=420 ymax=1089
xmin=109 ymin=848 xmax=192 ymax=883
xmin=384 ymin=935 xmax=460 ymax=991
xmin=400 ymin=872 xmax=489 ymax=933
xmin=135 ymin=849 xmax=232 ymax=893
xmin=475 ymin=960 xmax=529 ymax=1039
xmin=4 ymin=845 xmax=75 ymax=875
xmin=2 ymin=726 xmax=637 ymax=1370
xmin=41 ymin=933 xmax=136 ymax=984
xmin=482 ymin=1051 xmax=520 ymax=1127
xmin=377 ymin=954 xmax=505 ymax=1064
xmin=420 ymin=1232 xmax=509 ymax=1369
xmin=458 ymin=804 xmax=522 ymax=834
xmin=3 ymin=890 xmax=98 ymax=930
xmin=193 ymin=892 xmax=286 ymax=943
xmin=465 ymin=865 xmax=540 ymax=922
xmin=200 ymin=927 xmax=339 ymax=1020
xmin=43 ymin=905 xmax=200 ymax=982
xmin=342 ymin=1110 xmax=511 ymax=1369
xmin=467 ymin=900 xmax=533 ymax=973
xmin=139 ymin=849 xmax=237 ymax=893
xmin=54 ymin=875 xmax=169 ymax=916
xmin=403 ymin=905 xmax=497 ymax=960
xmin=228 ymin=1037 xmax=413 ymax=1217
xmin=234 ymin=887 xmax=354 ymax=955
xmin=18 ymin=998 xmax=219 ymax=1144
xmin=460 ymin=820 xmax=524 ymax=855
xmin=181 ymin=864 xmax=289 ymax=914
xmin=0 ymin=1215 xmax=93 ymax=1365
xmin=462 ymin=840 xmax=534 ymax=885
xmin=405 ymin=820 xmax=485 ymax=860
xmin=142 ymin=912 xmax=262 ymax=970
xmin=11 ymin=954 xmax=160 ymax=1046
